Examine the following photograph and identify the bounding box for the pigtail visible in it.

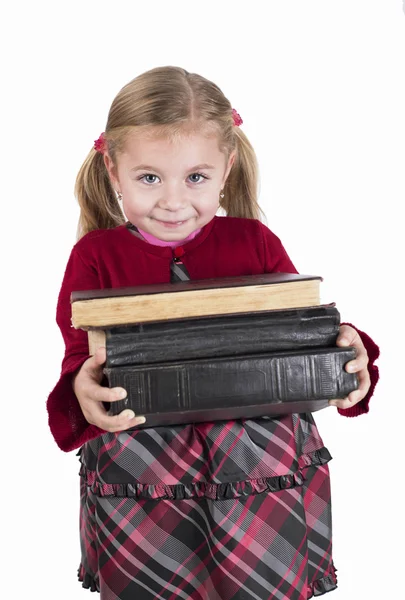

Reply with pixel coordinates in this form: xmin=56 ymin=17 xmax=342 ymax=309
xmin=221 ymin=128 xmax=265 ymax=222
xmin=74 ymin=149 xmax=125 ymax=240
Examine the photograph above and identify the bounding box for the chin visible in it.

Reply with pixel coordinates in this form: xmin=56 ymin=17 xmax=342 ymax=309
xmin=151 ymin=219 xmax=197 ymax=237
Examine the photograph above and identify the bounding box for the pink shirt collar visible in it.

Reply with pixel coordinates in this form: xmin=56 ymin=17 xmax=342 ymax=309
xmin=137 ymin=227 xmax=202 ymax=248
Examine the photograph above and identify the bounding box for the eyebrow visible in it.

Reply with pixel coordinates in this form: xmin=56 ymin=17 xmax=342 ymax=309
xmin=130 ymin=163 xmax=216 ymax=172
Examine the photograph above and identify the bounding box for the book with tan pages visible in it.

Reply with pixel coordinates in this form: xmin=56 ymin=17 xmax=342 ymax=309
xmin=71 ymin=272 xmax=322 ymax=329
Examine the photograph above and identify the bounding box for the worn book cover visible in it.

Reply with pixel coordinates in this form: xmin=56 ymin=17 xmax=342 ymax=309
xmin=105 ymin=304 xmax=340 ymax=367
xmin=105 ymin=347 xmax=358 ymax=426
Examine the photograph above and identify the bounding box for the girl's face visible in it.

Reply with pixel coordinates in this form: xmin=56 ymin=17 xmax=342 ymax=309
xmin=105 ymin=130 xmax=235 ymax=241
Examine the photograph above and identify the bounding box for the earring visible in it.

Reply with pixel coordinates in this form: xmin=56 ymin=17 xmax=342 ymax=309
xmin=117 ymin=192 xmax=123 ymax=201
xmin=219 ymin=190 xmax=225 ymax=199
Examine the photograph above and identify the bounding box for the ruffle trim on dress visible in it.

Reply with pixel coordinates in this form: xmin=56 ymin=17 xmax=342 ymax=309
xmin=78 ymin=563 xmax=99 ymax=593
xmin=308 ymin=565 xmax=338 ymax=598
xmin=79 ymin=464 xmax=305 ymax=499
xmin=78 ymin=446 xmax=331 ymax=501
xmin=76 ymin=562 xmax=337 ymax=597
xmin=298 ymin=446 xmax=332 ymax=470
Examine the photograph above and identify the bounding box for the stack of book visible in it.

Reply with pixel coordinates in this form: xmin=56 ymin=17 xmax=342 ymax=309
xmin=71 ymin=273 xmax=359 ymax=427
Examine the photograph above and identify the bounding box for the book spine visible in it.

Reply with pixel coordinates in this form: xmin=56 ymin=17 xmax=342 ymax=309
xmin=105 ymin=307 xmax=340 ymax=367
xmin=105 ymin=347 xmax=358 ymax=423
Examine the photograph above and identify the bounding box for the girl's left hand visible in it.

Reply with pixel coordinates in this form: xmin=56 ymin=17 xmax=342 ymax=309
xmin=328 ymin=324 xmax=371 ymax=409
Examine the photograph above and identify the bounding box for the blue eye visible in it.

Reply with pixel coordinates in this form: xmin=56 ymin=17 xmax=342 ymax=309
xmin=139 ymin=174 xmax=160 ymax=184
xmin=188 ymin=173 xmax=208 ymax=183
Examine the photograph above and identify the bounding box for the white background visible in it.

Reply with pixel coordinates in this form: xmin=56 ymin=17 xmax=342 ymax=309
xmin=2 ymin=1 xmax=403 ymax=598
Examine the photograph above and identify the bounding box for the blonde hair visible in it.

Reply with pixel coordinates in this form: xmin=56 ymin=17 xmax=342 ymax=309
xmin=75 ymin=66 xmax=263 ymax=240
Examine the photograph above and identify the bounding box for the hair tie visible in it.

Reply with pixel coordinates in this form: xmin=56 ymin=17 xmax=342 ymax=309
xmin=232 ymin=108 xmax=243 ymax=127
xmin=94 ymin=132 xmax=106 ymax=153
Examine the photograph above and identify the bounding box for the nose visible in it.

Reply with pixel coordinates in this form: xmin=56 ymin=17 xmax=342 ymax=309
xmin=158 ymin=183 xmax=187 ymax=211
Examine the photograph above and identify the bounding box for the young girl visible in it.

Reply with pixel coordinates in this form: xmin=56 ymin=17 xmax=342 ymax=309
xmin=47 ymin=66 xmax=379 ymax=600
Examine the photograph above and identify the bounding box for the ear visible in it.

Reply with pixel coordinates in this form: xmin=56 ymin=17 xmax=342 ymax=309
xmin=222 ymin=150 xmax=236 ymax=186
xmin=103 ymin=153 xmax=121 ymax=193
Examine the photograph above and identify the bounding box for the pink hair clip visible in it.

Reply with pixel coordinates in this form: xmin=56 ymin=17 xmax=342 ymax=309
xmin=232 ymin=108 xmax=243 ymax=127
xmin=94 ymin=132 xmax=106 ymax=153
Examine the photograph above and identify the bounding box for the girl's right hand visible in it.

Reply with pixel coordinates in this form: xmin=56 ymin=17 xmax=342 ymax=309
xmin=72 ymin=346 xmax=146 ymax=432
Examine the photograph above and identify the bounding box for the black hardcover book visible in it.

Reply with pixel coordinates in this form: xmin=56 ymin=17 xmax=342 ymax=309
xmin=105 ymin=305 xmax=340 ymax=367
xmin=105 ymin=347 xmax=358 ymax=426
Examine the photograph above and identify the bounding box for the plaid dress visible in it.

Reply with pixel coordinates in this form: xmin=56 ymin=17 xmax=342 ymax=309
xmin=78 ymin=414 xmax=336 ymax=599
xmin=77 ymin=232 xmax=337 ymax=599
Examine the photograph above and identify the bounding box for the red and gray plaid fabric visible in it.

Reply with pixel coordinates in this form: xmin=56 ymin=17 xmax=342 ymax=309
xmin=77 ymin=413 xmax=337 ymax=598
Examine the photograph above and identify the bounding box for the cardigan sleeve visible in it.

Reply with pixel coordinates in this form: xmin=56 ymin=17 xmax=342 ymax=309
xmin=257 ymin=221 xmax=299 ymax=274
xmin=258 ymin=221 xmax=379 ymax=417
xmin=47 ymin=246 xmax=105 ymax=452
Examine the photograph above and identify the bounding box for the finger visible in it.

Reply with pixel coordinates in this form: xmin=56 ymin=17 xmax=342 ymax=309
xmin=336 ymin=325 xmax=358 ymax=347
xmin=86 ymin=383 xmax=128 ymax=405
xmin=329 ymin=397 xmax=352 ymax=409
xmin=347 ymin=388 xmax=364 ymax=404
xmin=329 ymin=394 xmax=360 ymax=408
xmin=329 ymin=371 xmax=370 ymax=407
xmin=92 ymin=406 xmax=147 ymax=432
xmin=348 ymin=369 xmax=370 ymax=402
xmin=347 ymin=345 xmax=368 ymax=363
xmin=87 ymin=346 xmax=107 ymax=376
xmin=338 ymin=328 xmax=368 ymax=368
xmin=80 ymin=348 xmax=106 ymax=384
xmin=94 ymin=345 xmax=107 ymax=365
xmin=120 ymin=412 xmax=147 ymax=431
xmin=345 ymin=355 xmax=368 ymax=373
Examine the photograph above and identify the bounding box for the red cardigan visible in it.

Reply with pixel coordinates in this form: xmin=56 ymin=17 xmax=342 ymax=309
xmin=47 ymin=216 xmax=379 ymax=452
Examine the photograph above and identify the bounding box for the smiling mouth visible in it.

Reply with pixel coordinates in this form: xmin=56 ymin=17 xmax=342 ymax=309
xmin=153 ymin=218 xmax=188 ymax=225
